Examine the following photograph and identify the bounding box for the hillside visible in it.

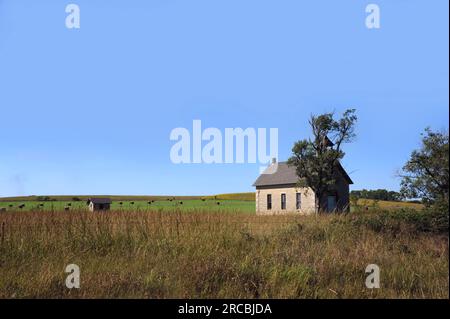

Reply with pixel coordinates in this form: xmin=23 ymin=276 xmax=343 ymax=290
xmin=0 ymin=193 xmax=256 ymax=202
xmin=354 ymin=198 xmax=423 ymax=210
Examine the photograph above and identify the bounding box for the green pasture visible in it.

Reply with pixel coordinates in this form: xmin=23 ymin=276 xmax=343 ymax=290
xmin=0 ymin=192 xmax=421 ymax=213
xmin=0 ymin=199 xmax=255 ymax=213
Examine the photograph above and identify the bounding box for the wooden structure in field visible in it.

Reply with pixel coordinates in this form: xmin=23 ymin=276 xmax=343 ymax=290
xmin=87 ymin=198 xmax=111 ymax=212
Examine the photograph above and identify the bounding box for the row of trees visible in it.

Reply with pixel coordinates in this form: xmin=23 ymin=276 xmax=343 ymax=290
xmin=288 ymin=109 xmax=449 ymax=211
xmin=350 ymin=189 xmax=401 ymax=202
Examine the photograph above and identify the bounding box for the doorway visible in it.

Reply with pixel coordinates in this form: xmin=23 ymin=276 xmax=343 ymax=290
xmin=327 ymin=195 xmax=337 ymax=212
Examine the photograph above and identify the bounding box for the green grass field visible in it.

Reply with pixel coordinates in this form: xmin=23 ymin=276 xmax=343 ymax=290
xmin=0 ymin=192 xmax=421 ymax=214
xmin=0 ymin=199 xmax=255 ymax=213
xmin=0 ymin=193 xmax=256 ymax=202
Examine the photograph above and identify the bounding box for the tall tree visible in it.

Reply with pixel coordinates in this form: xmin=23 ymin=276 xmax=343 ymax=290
xmin=400 ymin=128 xmax=449 ymax=207
xmin=287 ymin=109 xmax=357 ymax=212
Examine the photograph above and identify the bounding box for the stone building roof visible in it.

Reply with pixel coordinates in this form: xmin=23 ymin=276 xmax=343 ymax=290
xmin=253 ymin=161 xmax=353 ymax=187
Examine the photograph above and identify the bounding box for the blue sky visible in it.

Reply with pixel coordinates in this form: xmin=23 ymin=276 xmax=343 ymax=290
xmin=0 ymin=0 xmax=448 ymax=197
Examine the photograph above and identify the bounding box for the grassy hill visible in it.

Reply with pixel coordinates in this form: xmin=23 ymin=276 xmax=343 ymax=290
xmin=355 ymin=198 xmax=423 ymax=210
xmin=0 ymin=192 xmax=256 ymax=202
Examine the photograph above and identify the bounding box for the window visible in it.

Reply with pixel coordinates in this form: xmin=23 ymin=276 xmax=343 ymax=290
xmin=267 ymin=194 xmax=272 ymax=210
xmin=281 ymin=193 xmax=286 ymax=210
xmin=296 ymin=193 xmax=301 ymax=210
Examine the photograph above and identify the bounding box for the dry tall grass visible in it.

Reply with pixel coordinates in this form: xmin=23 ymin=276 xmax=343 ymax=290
xmin=0 ymin=209 xmax=447 ymax=298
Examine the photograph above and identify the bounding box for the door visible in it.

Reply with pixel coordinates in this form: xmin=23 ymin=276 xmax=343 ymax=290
xmin=327 ymin=195 xmax=337 ymax=212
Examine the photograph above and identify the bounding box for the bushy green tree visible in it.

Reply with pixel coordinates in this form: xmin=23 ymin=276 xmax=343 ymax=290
xmin=288 ymin=109 xmax=357 ymax=212
xmin=400 ymin=128 xmax=449 ymax=207
xmin=350 ymin=189 xmax=401 ymax=201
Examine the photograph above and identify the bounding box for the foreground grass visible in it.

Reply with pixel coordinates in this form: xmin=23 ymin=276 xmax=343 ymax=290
xmin=0 ymin=209 xmax=447 ymax=298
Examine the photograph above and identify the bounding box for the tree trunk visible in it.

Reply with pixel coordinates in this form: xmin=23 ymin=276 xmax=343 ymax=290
xmin=315 ymin=192 xmax=322 ymax=213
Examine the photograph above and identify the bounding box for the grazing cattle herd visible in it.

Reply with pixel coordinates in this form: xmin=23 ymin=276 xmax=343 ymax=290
xmin=0 ymin=197 xmax=256 ymax=213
